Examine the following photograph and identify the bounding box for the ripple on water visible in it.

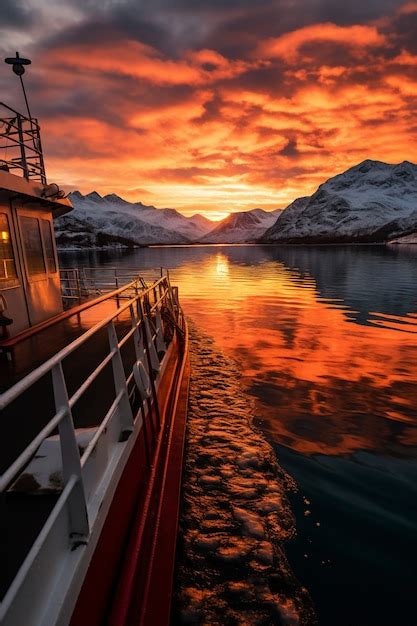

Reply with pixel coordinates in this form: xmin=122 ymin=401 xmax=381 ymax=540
xmin=173 ymin=325 xmax=316 ymax=626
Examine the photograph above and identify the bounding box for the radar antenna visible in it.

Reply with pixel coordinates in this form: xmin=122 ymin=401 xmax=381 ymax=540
xmin=4 ymin=52 xmax=32 ymax=119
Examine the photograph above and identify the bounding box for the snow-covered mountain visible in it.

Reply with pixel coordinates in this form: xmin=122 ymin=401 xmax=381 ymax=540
xmin=201 ymin=208 xmax=282 ymax=243
xmin=388 ymin=232 xmax=417 ymax=244
xmin=262 ymin=160 xmax=417 ymax=243
xmin=55 ymin=191 xmax=214 ymax=247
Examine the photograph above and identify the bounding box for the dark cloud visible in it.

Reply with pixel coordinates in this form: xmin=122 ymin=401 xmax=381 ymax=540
xmin=40 ymin=17 xmax=173 ymax=55
xmin=31 ymin=70 xmax=196 ymax=127
xmin=391 ymin=11 xmax=417 ymax=55
xmin=23 ymin=0 xmax=407 ymax=61
xmin=0 ymin=0 xmax=33 ymax=27
xmin=279 ymin=138 xmax=300 ymax=159
xmin=192 ymin=92 xmax=224 ymax=124
xmin=314 ymin=0 xmax=403 ymax=24
xmin=141 ymin=0 xmax=405 ymax=56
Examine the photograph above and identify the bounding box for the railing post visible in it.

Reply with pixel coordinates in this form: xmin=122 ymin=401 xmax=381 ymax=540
xmin=107 ymin=320 xmax=134 ymax=438
xmin=129 ymin=302 xmax=152 ymax=462
xmin=114 ymin=269 xmax=120 ymax=305
xmin=166 ymin=275 xmax=179 ymax=323
xmin=52 ymin=362 xmax=89 ymax=544
xmin=129 ymin=303 xmax=141 ymax=362
xmin=75 ymin=268 xmax=81 ymax=304
xmin=138 ymin=298 xmax=161 ymax=428
xmin=158 ymin=281 xmax=164 ymax=305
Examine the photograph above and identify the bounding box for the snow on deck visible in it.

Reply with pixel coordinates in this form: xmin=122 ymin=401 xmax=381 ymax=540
xmin=174 ymin=326 xmax=315 ymax=625
xmin=8 ymin=429 xmax=97 ymax=494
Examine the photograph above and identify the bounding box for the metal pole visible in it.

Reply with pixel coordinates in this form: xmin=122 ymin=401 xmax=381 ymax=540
xmin=19 ymin=74 xmax=32 ymax=120
xmin=16 ymin=114 xmax=29 ymax=179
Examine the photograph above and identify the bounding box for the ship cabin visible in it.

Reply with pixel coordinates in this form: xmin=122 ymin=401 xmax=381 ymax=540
xmin=0 ymin=101 xmax=72 ymax=340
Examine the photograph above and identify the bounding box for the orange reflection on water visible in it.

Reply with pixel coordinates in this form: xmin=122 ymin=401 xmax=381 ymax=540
xmin=175 ymin=251 xmax=417 ymax=457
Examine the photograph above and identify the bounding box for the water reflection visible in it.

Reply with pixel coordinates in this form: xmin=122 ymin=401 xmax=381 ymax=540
xmin=60 ymin=244 xmax=417 ymax=459
xmin=60 ymin=244 xmax=417 ymax=626
xmin=262 ymin=245 xmax=417 ymax=329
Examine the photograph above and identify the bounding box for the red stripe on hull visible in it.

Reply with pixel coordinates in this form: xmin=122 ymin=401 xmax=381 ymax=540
xmin=70 ymin=326 xmax=189 ymax=626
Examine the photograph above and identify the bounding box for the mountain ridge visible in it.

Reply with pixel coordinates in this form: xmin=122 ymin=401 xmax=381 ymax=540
xmin=55 ymin=191 xmax=282 ymax=248
xmin=55 ymin=160 xmax=417 ymax=248
xmin=201 ymin=208 xmax=282 ymax=243
xmin=261 ymin=160 xmax=417 ymax=244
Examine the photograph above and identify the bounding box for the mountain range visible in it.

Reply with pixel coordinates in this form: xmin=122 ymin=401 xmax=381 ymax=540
xmin=55 ymin=191 xmax=281 ymax=247
xmin=55 ymin=191 xmax=213 ymax=247
xmin=262 ymin=160 xmax=417 ymax=243
xmin=55 ymin=160 xmax=417 ymax=248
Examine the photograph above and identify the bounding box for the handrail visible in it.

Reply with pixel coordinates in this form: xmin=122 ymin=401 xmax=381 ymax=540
xmin=0 ymin=274 xmax=168 ymax=482
xmin=0 ymin=277 xmax=165 ymax=409
xmin=1 ymin=474 xmax=79 ymax=611
xmin=59 ymin=267 xmax=162 ymax=305
xmin=1 ymin=278 xmax=143 ymax=349
xmin=0 ymin=270 xmax=182 ymax=624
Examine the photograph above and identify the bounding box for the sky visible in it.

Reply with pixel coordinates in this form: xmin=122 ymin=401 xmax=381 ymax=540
xmin=1 ymin=0 xmax=416 ymax=220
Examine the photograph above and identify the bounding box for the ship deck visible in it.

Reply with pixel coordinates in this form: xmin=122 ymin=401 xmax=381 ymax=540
xmin=0 ymin=297 xmax=125 ymax=393
xmin=1 ymin=296 xmax=134 ymax=599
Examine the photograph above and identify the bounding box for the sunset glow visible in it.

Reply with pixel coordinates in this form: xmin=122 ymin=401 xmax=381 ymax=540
xmin=1 ymin=1 xmax=416 ymax=218
xmin=177 ymin=250 xmax=417 ymax=456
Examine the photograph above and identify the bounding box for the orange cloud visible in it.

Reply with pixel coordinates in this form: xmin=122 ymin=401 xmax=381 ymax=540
xmin=390 ymin=51 xmax=417 ymax=66
xmin=259 ymin=23 xmax=386 ymax=62
xmin=385 ymin=74 xmax=417 ymax=96
xmin=17 ymin=6 xmax=414 ymax=219
xmin=43 ymin=40 xmax=257 ymax=87
xmin=398 ymin=2 xmax=417 ymax=14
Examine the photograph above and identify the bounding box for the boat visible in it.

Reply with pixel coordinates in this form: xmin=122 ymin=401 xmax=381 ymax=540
xmin=0 ymin=55 xmax=190 ymax=626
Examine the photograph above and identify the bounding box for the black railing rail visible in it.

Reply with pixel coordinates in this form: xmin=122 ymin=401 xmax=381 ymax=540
xmin=0 ymin=102 xmax=46 ymax=184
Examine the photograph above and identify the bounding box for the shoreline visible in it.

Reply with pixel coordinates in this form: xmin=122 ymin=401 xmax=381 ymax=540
xmin=57 ymin=241 xmax=416 ymax=253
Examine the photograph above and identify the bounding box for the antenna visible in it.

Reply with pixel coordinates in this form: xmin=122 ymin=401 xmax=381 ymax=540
xmin=3 ymin=52 xmax=47 ymax=184
xmin=4 ymin=52 xmax=32 ymax=119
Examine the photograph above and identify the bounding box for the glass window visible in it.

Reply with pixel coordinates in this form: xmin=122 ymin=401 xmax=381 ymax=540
xmin=41 ymin=219 xmax=57 ymax=273
xmin=21 ymin=216 xmax=46 ymax=275
xmin=0 ymin=213 xmax=17 ymax=281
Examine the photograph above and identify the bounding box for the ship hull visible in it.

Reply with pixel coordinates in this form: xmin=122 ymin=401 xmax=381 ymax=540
xmin=70 ymin=325 xmax=190 ymax=626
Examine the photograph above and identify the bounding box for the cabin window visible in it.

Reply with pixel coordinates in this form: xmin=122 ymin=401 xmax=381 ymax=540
xmin=0 ymin=213 xmax=17 ymax=281
xmin=21 ymin=216 xmax=46 ymax=276
xmin=41 ymin=219 xmax=57 ymax=273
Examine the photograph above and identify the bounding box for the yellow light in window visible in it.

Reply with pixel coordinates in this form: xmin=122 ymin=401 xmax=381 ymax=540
xmin=0 ymin=230 xmax=9 ymax=243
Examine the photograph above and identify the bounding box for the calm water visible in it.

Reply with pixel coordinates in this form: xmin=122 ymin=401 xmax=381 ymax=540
xmin=60 ymin=245 xmax=417 ymax=626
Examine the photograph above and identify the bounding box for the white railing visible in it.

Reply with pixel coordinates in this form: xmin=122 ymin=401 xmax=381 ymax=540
xmin=59 ymin=267 xmax=170 ymax=306
xmin=0 ymin=273 xmax=180 ymax=624
xmin=59 ymin=268 xmax=83 ymax=304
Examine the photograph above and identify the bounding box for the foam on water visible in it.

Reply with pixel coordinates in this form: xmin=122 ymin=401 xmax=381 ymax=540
xmin=173 ymin=325 xmax=316 ymax=625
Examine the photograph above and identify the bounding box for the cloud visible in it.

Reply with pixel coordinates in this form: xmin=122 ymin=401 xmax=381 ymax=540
xmin=39 ymin=37 xmax=259 ymax=88
xmin=398 ymin=1 xmax=417 ymax=14
xmin=0 ymin=0 xmax=415 ymax=217
xmin=279 ymin=138 xmax=300 ymax=159
xmin=0 ymin=0 xmax=33 ymax=26
xmin=258 ymin=23 xmax=387 ymax=63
